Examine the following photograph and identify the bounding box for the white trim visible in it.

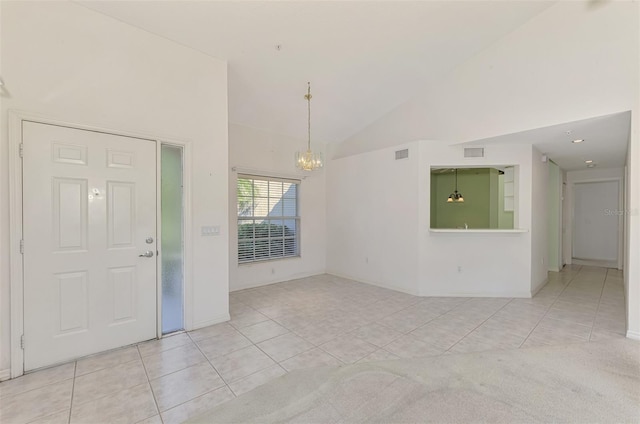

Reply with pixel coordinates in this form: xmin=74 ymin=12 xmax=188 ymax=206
xmin=231 ymin=270 xmax=326 ymax=292
xmin=158 ymin=141 xmax=194 ymax=332
xmin=569 ymin=177 xmax=624 ymax=269
xmin=0 ymin=369 xmax=11 ymax=382
xmin=231 ymin=166 xmax=308 ymax=181
xmin=326 ymin=271 xmax=421 ymax=296
xmin=7 ymin=110 xmax=194 ymax=377
xmin=429 ymin=229 xmax=528 ymax=234
xmin=156 ymin=142 xmax=163 ymax=340
xmin=530 ymin=278 xmax=549 ymax=298
xmin=181 ymin=142 xmax=194 ymax=331
xmin=421 ymin=289 xmax=532 ymax=298
xmin=9 ymin=111 xmax=25 ymax=379
xmin=626 ymin=330 xmax=640 ymax=341
xmin=192 ymin=313 xmax=231 ymax=331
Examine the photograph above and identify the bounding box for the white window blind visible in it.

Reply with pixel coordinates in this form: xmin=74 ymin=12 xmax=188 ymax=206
xmin=237 ymin=174 xmax=300 ymax=263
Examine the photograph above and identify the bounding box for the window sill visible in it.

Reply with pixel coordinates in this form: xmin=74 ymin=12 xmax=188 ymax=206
xmin=429 ymin=229 xmax=528 ymax=234
xmin=238 ymin=255 xmax=302 ymax=266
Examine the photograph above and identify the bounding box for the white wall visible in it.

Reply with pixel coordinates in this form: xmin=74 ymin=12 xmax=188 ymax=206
xmin=0 ymin=2 xmax=229 ymax=373
xmin=565 ymin=168 xmax=624 ymax=268
xmin=326 ymin=140 xmax=537 ymax=298
xmin=326 ymin=142 xmax=420 ymax=295
xmin=418 ymin=142 xmax=535 ymax=298
xmin=333 ymin=1 xmax=639 ymax=338
xmin=562 ymin=170 xmax=569 ymax=267
xmin=530 ymin=148 xmax=549 ymax=294
xmin=228 ymin=124 xmax=326 ymax=291
xmin=625 ymin=114 xmax=640 ymax=339
xmin=547 ymin=161 xmax=562 ymax=272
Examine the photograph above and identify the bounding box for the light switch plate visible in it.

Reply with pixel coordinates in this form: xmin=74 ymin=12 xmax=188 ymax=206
xmin=201 ymin=226 xmax=220 ymax=236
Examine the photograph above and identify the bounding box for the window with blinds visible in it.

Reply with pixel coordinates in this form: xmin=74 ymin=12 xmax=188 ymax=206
xmin=237 ymin=174 xmax=300 ymax=263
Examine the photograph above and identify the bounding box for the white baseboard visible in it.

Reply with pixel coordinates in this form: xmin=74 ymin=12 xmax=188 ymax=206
xmin=420 ymin=289 xmax=532 ymax=298
xmin=530 ymin=278 xmax=549 ymax=298
xmin=192 ymin=313 xmax=230 ymax=331
xmin=231 ymin=270 xmax=326 ymax=292
xmin=326 ymin=270 xmax=420 ymax=296
xmin=0 ymin=368 xmax=11 ymax=382
xmin=626 ymin=330 xmax=640 ymax=341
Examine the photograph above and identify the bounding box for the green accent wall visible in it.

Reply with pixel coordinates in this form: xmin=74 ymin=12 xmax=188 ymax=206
xmin=431 ymin=168 xmax=513 ymax=229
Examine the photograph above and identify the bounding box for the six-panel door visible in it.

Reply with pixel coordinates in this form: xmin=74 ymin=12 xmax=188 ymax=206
xmin=23 ymin=122 xmax=157 ymax=371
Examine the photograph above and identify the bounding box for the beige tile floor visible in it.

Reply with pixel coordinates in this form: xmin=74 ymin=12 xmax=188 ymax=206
xmin=0 ymin=265 xmax=626 ymax=424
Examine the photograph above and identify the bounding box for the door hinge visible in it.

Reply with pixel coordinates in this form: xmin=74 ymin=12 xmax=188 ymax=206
xmin=20 ymin=335 xmax=24 ymax=350
xmin=20 ymin=239 xmax=24 ymax=254
xmin=19 ymin=143 xmax=24 ymax=158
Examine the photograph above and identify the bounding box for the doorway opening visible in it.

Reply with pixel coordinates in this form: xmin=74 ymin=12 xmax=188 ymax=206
xmin=572 ymin=180 xmax=620 ymax=268
xmin=161 ymin=144 xmax=185 ymax=334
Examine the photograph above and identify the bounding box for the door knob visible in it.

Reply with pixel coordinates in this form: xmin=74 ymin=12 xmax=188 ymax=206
xmin=139 ymin=250 xmax=154 ymax=258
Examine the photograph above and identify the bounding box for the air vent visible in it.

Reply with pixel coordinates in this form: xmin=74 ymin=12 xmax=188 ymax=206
xmin=464 ymin=147 xmax=484 ymax=158
xmin=395 ymin=149 xmax=409 ymax=160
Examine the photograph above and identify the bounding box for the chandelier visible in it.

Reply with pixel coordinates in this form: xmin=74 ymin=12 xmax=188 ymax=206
xmin=295 ymin=82 xmax=323 ymax=171
xmin=447 ymin=168 xmax=464 ymax=202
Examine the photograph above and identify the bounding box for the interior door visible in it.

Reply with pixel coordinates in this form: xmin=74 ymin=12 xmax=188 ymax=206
xmin=22 ymin=121 xmax=157 ymax=371
xmin=572 ymin=180 xmax=619 ymax=262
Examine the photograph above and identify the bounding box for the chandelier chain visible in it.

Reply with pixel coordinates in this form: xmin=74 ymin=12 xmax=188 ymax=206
xmin=295 ymin=81 xmax=323 ymax=171
xmin=307 ymin=82 xmax=311 ymax=151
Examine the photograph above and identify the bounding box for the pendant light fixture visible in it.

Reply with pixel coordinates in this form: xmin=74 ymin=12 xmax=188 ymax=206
xmin=295 ymin=82 xmax=324 ymax=171
xmin=447 ymin=168 xmax=464 ymax=202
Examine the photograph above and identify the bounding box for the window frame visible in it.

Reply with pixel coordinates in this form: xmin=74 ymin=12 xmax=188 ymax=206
xmin=237 ymin=173 xmax=301 ymax=264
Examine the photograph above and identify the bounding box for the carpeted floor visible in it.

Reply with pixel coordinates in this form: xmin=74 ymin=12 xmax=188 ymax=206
xmin=188 ymin=338 xmax=640 ymax=423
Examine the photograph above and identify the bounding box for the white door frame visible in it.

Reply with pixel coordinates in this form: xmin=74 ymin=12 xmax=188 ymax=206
xmin=569 ymin=177 xmax=624 ymax=269
xmin=8 ymin=110 xmax=193 ymax=378
xmin=156 ymin=141 xmax=193 ymax=339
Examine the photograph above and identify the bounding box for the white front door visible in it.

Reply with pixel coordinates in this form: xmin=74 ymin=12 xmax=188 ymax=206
xmin=22 ymin=122 xmax=157 ymax=371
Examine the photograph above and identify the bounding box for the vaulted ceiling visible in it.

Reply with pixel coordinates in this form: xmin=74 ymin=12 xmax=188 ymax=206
xmin=79 ymin=1 xmax=554 ymax=144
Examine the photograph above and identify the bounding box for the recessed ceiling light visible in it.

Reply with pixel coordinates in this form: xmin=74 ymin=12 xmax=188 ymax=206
xmin=587 ymin=163 xmax=596 ymax=168
xmin=572 ymin=139 xmax=584 ymax=143
xmin=585 ymin=160 xmax=593 ymax=164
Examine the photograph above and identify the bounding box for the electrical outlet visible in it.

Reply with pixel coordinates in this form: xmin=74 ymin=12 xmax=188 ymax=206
xmin=201 ymin=226 xmax=220 ymax=236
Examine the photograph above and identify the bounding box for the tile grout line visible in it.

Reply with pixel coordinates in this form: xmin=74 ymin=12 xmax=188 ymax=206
xmin=0 ymin=370 xmax=76 ymax=405
xmin=66 ymin=361 xmax=77 ymax=424
xmin=239 ymin=283 xmax=474 ymax=364
xmin=370 ymin=300 xmax=475 ymax=354
xmin=74 ymin=356 xmax=142 ymax=379
xmin=65 ymin=357 xmax=152 ymax=411
xmin=255 ymin=289 xmax=406 ymax=365
xmin=226 ymin=363 xmax=289 ymax=397
xmin=444 ymin=298 xmax=517 ymax=354
xmin=518 ymin=266 xmax=583 ymax=348
xmin=589 ymin=268 xmax=610 ymax=341
xmin=249 ymin=331 xmax=324 ymax=372
xmin=136 ymin=345 xmax=164 ymax=424
xmin=185 ymin=331 xmax=237 ymax=398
